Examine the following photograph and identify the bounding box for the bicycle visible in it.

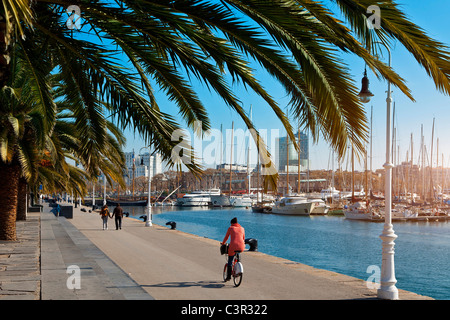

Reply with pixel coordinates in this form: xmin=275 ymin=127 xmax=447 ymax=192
xmin=223 ymin=250 xmax=243 ymax=287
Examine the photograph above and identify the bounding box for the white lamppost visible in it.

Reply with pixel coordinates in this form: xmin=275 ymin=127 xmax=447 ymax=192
xmin=92 ymin=180 xmax=95 ymax=210
xmin=140 ymin=147 xmax=153 ymax=227
xmin=103 ymin=173 xmax=107 ymax=206
xmin=358 ymin=42 xmax=399 ymax=300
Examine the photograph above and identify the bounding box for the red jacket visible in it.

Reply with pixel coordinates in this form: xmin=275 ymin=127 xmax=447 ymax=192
xmin=222 ymin=223 xmax=245 ymax=256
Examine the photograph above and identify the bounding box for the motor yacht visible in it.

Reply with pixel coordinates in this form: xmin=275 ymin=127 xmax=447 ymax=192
xmin=271 ymin=196 xmax=314 ymax=215
xmin=177 ymin=189 xmax=221 ymax=206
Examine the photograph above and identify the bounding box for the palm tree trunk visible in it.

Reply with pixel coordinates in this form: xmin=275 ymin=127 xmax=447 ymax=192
xmin=0 ymin=160 xmax=21 ymax=241
xmin=16 ymin=177 xmax=27 ymax=221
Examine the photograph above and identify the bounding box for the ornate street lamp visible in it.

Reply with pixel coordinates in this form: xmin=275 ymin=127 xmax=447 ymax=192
xmin=140 ymin=147 xmax=154 ymax=227
xmin=358 ymin=68 xmax=374 ymax=103
xmin=357 ymin=45 xmax=398 ymax=300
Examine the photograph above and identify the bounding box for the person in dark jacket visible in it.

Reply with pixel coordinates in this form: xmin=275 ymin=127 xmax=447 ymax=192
xmin=112 ymin=203 xmax=124 ymax=230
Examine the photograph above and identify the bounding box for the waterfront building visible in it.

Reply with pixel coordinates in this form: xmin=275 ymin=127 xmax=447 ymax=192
xmin=216 ymin=163 xmax=252 ymax=172
xmin=276 ymin=132 xmax=309 ymax=172
xmin=123 ymin=151 xmax=162 ymax=184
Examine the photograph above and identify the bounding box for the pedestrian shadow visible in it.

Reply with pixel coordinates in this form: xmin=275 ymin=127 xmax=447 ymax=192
xmin=143 ymin=280 xmax=225 ymax=289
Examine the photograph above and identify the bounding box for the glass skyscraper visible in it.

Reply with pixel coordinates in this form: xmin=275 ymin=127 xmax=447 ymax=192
xmin=276 ymin=131 xmax=308 ymax=172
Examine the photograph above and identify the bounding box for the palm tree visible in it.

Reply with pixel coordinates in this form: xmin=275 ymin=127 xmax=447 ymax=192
xmin=0 ymin=1 xmax=448 ymax=240
xmin=1 ymin=1 xmax=447 ymax=154
xmin=0 ymin=47 xmax=126 ymax=238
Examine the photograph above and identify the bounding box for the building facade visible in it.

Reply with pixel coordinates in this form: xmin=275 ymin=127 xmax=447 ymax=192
xmin=123 ymin=151 xmax=162 ymax=183
xmin=276 ymin=132 xmax=309 ymax=172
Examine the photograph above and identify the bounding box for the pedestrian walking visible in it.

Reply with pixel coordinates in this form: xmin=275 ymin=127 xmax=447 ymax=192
xmin=100 ymin=205 xmax=111 ymax=230
xmin=112 ymin=203 xmax=124 ymax=230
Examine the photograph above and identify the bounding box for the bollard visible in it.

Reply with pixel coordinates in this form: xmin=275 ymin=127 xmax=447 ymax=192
xmin=245 ymin=238 xmax=258 ymax=251
xmin=166 ymin=221 xmax=177 ymax=230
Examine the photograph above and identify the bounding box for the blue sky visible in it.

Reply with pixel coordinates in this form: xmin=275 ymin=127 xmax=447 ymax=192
xmin=123 ymin=1 xmax=450 ymax=172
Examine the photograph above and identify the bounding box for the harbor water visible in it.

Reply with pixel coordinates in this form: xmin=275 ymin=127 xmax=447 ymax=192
xmin=123 ymin=205 xmax=450 ymax=299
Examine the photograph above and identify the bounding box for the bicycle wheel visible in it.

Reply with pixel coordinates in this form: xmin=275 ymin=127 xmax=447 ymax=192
xmin=232 ymin=256 xmax=243 ymax=287
xmin=233 ymin=272 xmax=243 ymax=287
xmin=223 ymin=263 xmax=228 ymax=281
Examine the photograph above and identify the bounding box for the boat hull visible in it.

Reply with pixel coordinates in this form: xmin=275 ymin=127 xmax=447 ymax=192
xmin=106 ymin=199 xmax=148 ymax=206
xmin=271 ymin=202 xmax=314 ymax=215
xmin=230 ymin=196 xmax=253 ymax=207
xmin=309 ymin=200 xmax=330 ymax=215
xmin=177 ymin=197 xmax=211 ymax=207
xmin=344 ymin=211 xmax=373 ymax=220
xmin=210 ymin=195 xmax=232 ymax=207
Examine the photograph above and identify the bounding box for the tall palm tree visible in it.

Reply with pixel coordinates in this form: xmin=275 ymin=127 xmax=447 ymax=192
xmin=0 ymin=1 xmax=449 ymax=240
xmin=0 ymin=46 xmax=126 ymax=238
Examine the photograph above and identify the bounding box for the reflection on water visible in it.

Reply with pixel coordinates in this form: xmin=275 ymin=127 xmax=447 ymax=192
xmin=122 ymin=205 xmax=450 ymax=299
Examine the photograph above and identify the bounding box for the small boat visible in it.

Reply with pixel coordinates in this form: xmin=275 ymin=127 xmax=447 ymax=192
xmin=392 ymin=205 xmax=419 ymax=218
xmin=154 ymin=200 xmax=175 ymax=206
xmin=320 ymin=186 xmax=341 ymax=201
xmin=309 ymin=198 xmax=330 ymax=215
xmin=344 ymin=201 xmax=377 ymax=220
xmin=251 ymin=200 xmax=274 ymax=213
xmin=230 ymin=195 xmax=254 ymax=208
xmin=327 ymin=208 xmax=344 ymax=216
xmin=271 ymin=196 xmax=314 ymax=215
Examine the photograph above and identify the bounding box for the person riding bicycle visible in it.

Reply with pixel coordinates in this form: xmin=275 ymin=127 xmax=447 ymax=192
xmin=221 ymin=217 xmax=245 ymax=281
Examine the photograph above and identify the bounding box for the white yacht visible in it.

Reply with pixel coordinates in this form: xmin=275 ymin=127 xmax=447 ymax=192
xmin=211 ymin=194 xmax=255 ymax=208
xmin=271 ymin=196 xmax=314 ymax=215
xmin=177 ymin=189 xmax=221 ymax=207
xmin=210 ymin=194 xmax=232 ymax=207
xmin=392 ymin=205 xmax=419 ymax=218
xmin=230 ymin=195 xmax=254 ymax=208
xmin=344 ymin=201 xmax=374 ymax=220
xmin=320 ymin=186 xmax=341 ymax=201
xmin=309 ymin=198 xmax=330 ymax=215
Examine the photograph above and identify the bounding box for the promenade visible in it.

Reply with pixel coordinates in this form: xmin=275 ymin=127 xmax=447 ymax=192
xmin=0 ymin=202 xmax=432 ymax=300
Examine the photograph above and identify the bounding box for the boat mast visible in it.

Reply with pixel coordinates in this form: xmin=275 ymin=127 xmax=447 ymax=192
xmin=410 ymin=133 xmax=413 ymax=203
xmin=286 ymin=131 xmax=289 ymax=196
xmin=220 ymin=123 xmax=223 ymax=194
xmin=351 ymin=136 xmax=355 ymax=202
xmin=247 ymin=105 xmax=252 ymax=195
xmin=132 ymin=149 xmax=135 ymax=200
xmin=229 ymin=121 xmax=234 ymax=197
xmin=298 ymin=128 xmax=301 ymax=194
xmin=331 ymin=149 xmax=334 ymax=205
xmin=430 ymin=117 xmax=435 ymax=201
xmin=421 ymin=124 xmax=425 ymax=202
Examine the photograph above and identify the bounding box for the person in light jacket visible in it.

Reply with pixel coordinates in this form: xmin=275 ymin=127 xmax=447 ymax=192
xmin=100 ymin=205 xmax=111 ymax=230
xmin=221 ymin=217 xmax=245 ymax=281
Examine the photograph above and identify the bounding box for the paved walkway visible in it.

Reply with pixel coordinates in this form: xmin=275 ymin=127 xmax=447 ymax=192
xmin=0 ymin=202 xmax=433 ymax=300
